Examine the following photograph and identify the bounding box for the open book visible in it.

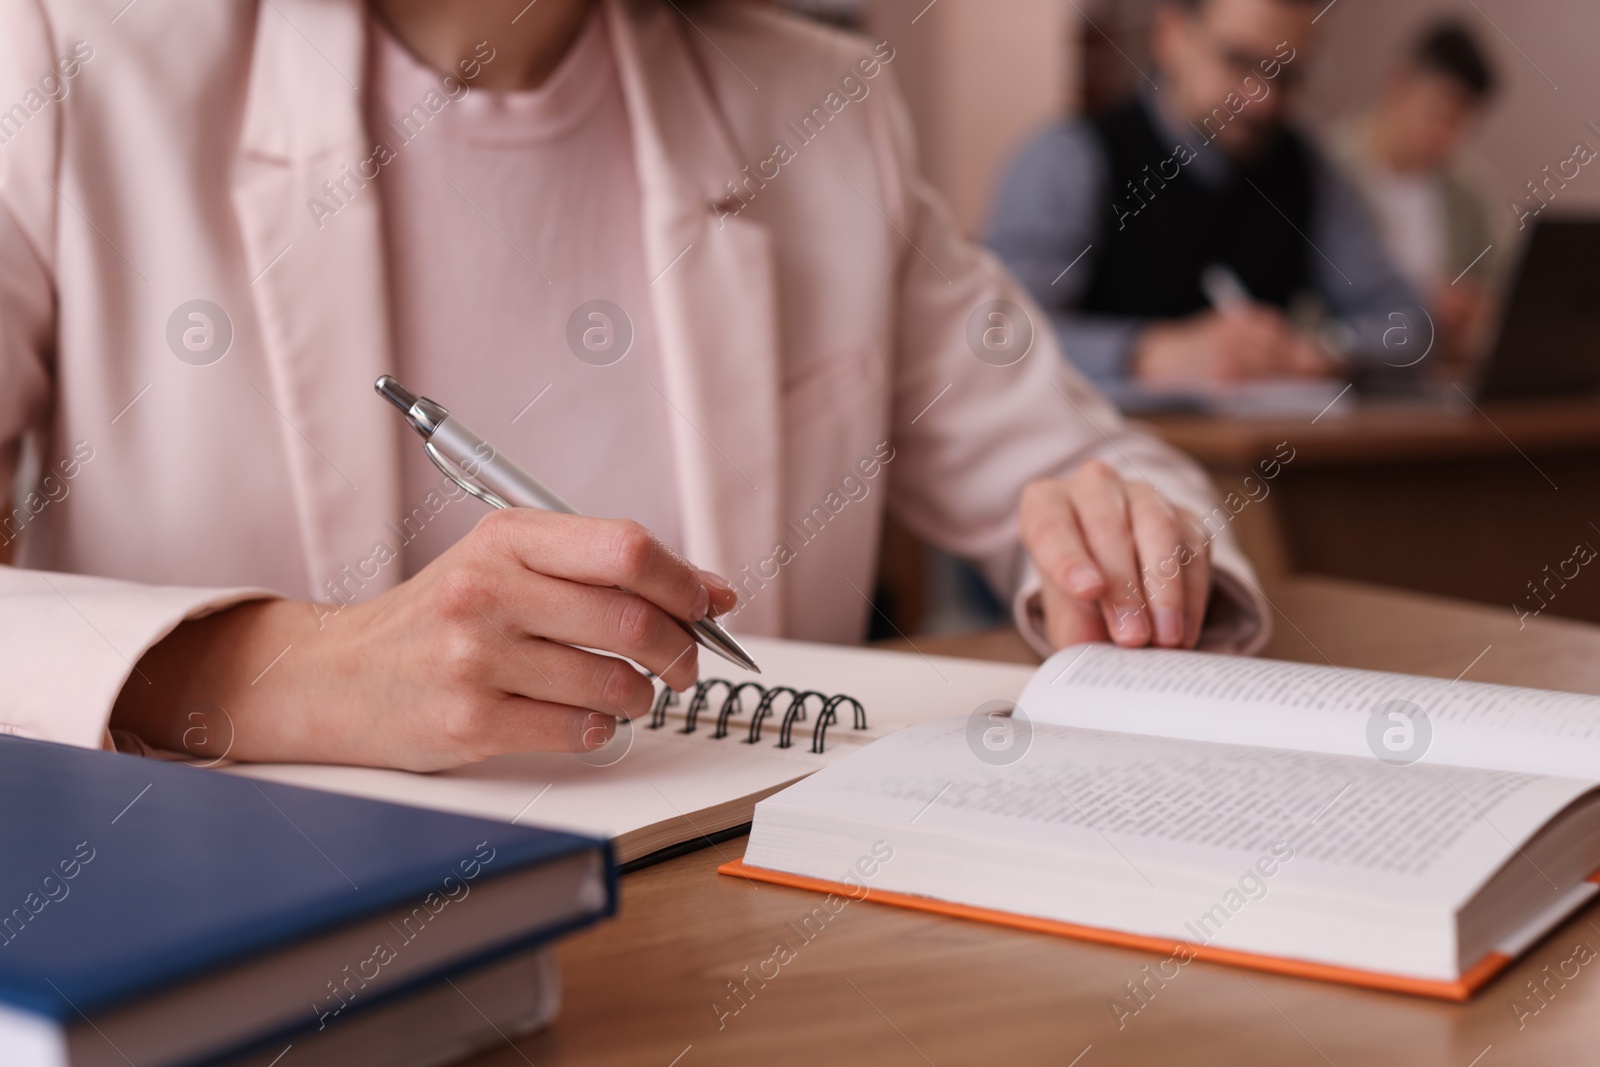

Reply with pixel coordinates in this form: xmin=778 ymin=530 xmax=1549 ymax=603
xmin=726 ymin=643 xmax=1600 ymax=999
xmin=227 ymin=637 xmax=1035 ymax=866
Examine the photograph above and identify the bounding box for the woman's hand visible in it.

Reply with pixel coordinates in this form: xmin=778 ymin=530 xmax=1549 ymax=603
xmin=111 ymin=510 xmax=737 ymax=771
xmin=1020 ymin=461 xmax=1212 ymax=651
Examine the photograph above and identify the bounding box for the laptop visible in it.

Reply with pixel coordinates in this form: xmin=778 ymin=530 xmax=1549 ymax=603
xmin=1471 ymin=216 xmax=1600 ymax=401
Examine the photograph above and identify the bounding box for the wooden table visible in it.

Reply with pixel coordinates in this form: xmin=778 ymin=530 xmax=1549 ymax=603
xmin=457 ymin=576 xmax=1600 ymax=1067
xmin=1145 ymin=397 xmax=1600 ymax=625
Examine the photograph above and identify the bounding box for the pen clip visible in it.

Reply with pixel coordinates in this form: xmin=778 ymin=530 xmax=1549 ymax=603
xmin=425 ymin=441 xmax=513 ymax=512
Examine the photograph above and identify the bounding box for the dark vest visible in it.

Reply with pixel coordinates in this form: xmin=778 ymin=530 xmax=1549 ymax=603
xmin=1080 ymin=97 xmax=1314 ymax=317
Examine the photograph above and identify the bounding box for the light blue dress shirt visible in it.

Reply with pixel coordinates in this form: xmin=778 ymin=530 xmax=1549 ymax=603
xmin=986 ymin=94 xmax=1426 ymax=387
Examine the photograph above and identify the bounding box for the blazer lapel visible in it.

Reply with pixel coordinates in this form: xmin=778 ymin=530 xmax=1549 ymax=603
xmin=606 ymin=0 xmax=785 ymax=633
xmin=230 ymin=0 xmax=402 ymax=603
xmin=229 ymin=0 xmax=781 ymax=623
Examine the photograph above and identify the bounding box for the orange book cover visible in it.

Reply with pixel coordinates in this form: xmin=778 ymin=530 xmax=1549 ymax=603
xmin=718 ymin=858 xmax=1529 ymax=1001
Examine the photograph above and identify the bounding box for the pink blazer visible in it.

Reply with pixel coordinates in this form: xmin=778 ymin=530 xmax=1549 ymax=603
xmin=0 ymin=0 xmax=1268 ymax=749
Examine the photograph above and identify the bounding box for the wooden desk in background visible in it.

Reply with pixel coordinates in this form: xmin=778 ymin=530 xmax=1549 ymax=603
xmin=1145 ymin=396 xmax=1600 ymax=626
xmin=460 ymin=576 xmax=1600 ymax=1067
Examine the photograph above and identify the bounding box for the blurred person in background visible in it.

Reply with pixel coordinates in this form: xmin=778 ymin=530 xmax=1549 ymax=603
xmin=1330 ymin=19 xmax=1500 ymax=369
xmin=988 ymin=0 xmax=1423 ymax=394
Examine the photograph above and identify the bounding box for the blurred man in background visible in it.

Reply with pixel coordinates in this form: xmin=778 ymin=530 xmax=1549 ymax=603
xmin=1331 ymin=20 xmax=1500 ymax=367
xmin=988 ymin=0 xmax=1421 ymax=394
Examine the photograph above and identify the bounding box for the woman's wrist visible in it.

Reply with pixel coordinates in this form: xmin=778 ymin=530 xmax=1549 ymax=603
xmin=109 ymin=598 xmax=322 ymax=760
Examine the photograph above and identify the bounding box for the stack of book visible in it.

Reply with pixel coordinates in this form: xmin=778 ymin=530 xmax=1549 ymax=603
xmin=0 ymin=736 xmax=614 ymax=1067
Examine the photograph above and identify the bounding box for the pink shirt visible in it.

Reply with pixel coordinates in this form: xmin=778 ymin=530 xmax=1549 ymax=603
xmin=369 ymin=9 xmax=683 ymax=574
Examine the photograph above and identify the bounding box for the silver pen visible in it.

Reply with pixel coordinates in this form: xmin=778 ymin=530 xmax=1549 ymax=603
xmin=375 ymin=375 xmax=760 ymax=674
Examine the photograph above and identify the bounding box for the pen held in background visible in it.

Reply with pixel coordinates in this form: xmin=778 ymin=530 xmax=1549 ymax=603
xmin=1200 ymin=262 xmax=1252 ymax=313
xmin=1201 ymin=263 xmax=1352 ymax=368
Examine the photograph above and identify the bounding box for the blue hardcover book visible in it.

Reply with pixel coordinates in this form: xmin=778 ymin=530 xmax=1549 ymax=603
xmin=0 ymin=735 xmax=615 ymax=1067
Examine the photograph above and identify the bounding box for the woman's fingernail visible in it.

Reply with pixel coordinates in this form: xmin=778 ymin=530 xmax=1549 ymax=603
xmin=1156 ymin=608 xmax=1182 ymax=646
xmin=699 ymin=569 xmax=737 ymax=615
xmin=690 ymin=583 xmax=711 ymax=621
xmin=573 ymin=713 xmax=616 ymax=752
xmin=700 ymin=569 xmax=735 ymax=595
xmin=1117 ymin=608 xmax=1149 ymax=643
xmin=1066 ymin=564 xmax=1102 ymax=596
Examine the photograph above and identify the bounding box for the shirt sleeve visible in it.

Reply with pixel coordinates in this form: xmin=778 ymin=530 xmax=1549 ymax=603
xmin=1305 ymin=142 xmax=1430 ymax=366
xmin=865 ymin=69 xmax=1271 ymax=656
xmin=0 ymin=0 xmax=56 ymax=486
xmin=986 ymin=121 xmax=1147 ymax=387
xmin=0 ymin=0 xmax=276 ymax=749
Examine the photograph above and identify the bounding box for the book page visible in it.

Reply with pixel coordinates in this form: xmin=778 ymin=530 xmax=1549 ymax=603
xmin=745 ymin=719 xmax=1598 ymax=977
xmin=752 ymin=719 xmax=1587 ymax=904
xmin=1018 ymin=644 xmax=1600 ymax=779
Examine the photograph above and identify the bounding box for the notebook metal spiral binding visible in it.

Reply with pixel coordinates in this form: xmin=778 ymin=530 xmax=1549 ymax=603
xmin=648 ymin=679 xmax=867 ymax=754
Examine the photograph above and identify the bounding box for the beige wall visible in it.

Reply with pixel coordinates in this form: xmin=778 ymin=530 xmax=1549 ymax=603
xmin=864 ymin=0 xmax=1599 ymax=246
xmin=1302 ymin=0 xmax=1600 ymax=230
xmin=863 ymin=0 xmax=1598 ymax=246
xmin=866 ymin=0 xmax=1080 ymax=236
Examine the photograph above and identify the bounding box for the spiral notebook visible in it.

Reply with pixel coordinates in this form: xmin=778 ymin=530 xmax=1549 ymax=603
xmin=227 ymin=637 xmax=1036 ymax=866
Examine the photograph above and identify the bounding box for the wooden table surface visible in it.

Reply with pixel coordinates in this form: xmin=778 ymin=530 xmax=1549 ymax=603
xmin=1141 ymin=397 xmax=1600 ymax=626
xmin=1146 ymin=395 xmax=1600 ymax=468
xmin=461 ymin=577 xmax=1600 ymax=1067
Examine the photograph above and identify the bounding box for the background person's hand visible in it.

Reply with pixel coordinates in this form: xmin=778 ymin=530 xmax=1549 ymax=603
xmin=1132 ymin=305 xmax=1338 ymax=383
xmin=1433 ymin=280 xmax=1495 ymax=370
xmin=111 ymin=511 xmax=738 ymax=771
xmin=1020 ymin=461 xmax=1212 ymax=650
